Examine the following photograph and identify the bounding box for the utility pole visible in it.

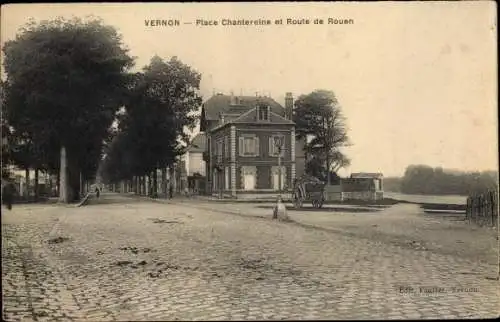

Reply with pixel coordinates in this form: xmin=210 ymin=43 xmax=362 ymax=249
xmin=273 ymin=136 xmax=287 ymax=220
xmin=278 ymin=144 xmax=282 ymax=199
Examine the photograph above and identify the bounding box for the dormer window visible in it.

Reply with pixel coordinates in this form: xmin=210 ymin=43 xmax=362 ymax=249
xmin=258 ymin=105 xmax=270 ymax=121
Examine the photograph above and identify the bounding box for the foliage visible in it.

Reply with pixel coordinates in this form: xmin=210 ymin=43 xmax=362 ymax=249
xmin=2 ymin=16 xmax=134 ymax=199
xmin=293 ymin=90 xmax=351 ymax=184
xmin=304 ymin=156 xmax=340 ymax=184
xmin=382 ymin=177 xmax=403 ymax=192
xmin=100 ymin=56 xmax=202 ymax=183
xmin=399 ymin=165 xmax=498 ymax=195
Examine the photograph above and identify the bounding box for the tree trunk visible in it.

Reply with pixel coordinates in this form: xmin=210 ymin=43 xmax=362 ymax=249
xmin=34 ymin=168 xmax=39 ymax=201
xmin=67 ymin=152 xmax=80 ymax=202
xmin=48 ymin=174 xmax=53 ymax=198
xmin=326 ymin=155 xmax=331 ymax=186
xmin=59 ymin=146 xmax=68 ymax=203
xmin=153 ymin=169 xmax=158 ymax=198
xmin=56 ymin=171 xmax=60 ymax=197
xmin=24 ymin=168 xmax=30 ymax=199
xmin=170 ymin=167 xmax=176 ymax=195
xmin=79 ymin=172 xmax=83 ymax=197
xmin=147 ymin=174 xmax=151 ymax=196
xmin=161 ymin=168 xmax=167 ymax=198
xmin=58 ymin=146 xmax=81 ymax=203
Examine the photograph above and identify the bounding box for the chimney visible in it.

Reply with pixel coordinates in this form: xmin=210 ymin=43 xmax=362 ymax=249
xmin=285 ymin=92 xmax=293 ymax=120
xmin=228 ymin=90 xmax=234 ymax=105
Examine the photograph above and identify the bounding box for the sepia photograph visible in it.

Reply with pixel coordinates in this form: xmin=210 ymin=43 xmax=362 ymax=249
xmin=1 ymin=2 xmax=498 ymax=321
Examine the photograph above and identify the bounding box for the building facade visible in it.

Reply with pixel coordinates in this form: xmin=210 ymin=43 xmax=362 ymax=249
xmin=324 ymin=172 xmax=384 ymax=201
xmin=181 ymin=132 xmax=207 ymax=194
xmin=200 ymin=92 xmax=304 ymax=197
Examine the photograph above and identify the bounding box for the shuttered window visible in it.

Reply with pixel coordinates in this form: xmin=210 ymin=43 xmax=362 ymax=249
xmin=269 ymin=135 xmax=285 ymax=156
xmin=239 ymin=135 xmax=259 ymax=157
xmin=216 ymin=139 xmax=223 ymax=163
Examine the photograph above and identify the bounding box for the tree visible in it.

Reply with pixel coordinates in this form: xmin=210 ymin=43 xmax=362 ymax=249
xmin=305 ymin=156 xmax=342 ymax=184
xmin=400 ymin=164 xmax=498 ymax=195
xmin=2 ymin=17 xmax=134 ymax=202
xmin=293 ymin=90 xmax=351 ymax=184
xmin=100 ymin=56 xmax=202 ymax=196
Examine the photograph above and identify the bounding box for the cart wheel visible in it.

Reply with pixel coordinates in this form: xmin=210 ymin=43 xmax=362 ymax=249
xmin=317 ymin=199 xmax=324 ymax=209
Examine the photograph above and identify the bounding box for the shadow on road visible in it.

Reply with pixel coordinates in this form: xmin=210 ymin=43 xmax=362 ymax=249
xmin=81 ymin=193 xmax=160 ymax=206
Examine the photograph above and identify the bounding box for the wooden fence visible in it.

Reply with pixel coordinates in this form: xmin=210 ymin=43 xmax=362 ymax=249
xmin=466 ymin=190 xmax=499 ymax=227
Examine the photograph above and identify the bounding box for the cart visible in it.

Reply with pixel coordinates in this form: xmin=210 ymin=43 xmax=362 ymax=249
xmin=292 ymin=175 xmax=326 ymax=209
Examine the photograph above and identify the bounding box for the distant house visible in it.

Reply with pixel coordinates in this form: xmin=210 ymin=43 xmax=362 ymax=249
xmin=200 ymin=92 xmax=307 ymax=198
xmin=184 ymin=133 xmax=207 ymax=176
xmin=323 ymin=172 xmax=384 ymax=202
xmin=181 ymin=132 xmax=207 ymax=194
xmin=350 ymin=172 xmax=384 ymax=192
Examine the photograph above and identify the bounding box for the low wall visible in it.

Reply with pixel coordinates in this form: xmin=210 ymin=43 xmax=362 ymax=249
xmin=343 ymin=191 xmax=383 ymax=201
xmin=324 ymin=185 xmax=343 ymax=201
xmin=236 ymin=192 xmax=293 ymax=200
xmin=323 ymin=185 xmax=384 ymax=202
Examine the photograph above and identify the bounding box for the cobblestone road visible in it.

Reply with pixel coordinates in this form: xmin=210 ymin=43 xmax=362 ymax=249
xmin=2 ymin=194 xmax=499 ymax=321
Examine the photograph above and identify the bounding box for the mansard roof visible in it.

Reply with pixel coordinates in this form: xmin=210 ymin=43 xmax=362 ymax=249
xmin=202 ymin=94 xmax=285 ymax=120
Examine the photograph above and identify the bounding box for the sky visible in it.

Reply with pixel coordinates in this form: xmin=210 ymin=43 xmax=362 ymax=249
xmin=1 ymin=2 xmax=497 ymax=177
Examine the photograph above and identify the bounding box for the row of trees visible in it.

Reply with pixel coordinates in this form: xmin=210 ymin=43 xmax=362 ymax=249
xmin=385 ymin=165 xmax=498 ymax=195
xmin=293 ymin=90 xmax=351 ymax=184
xmin=100 ymin=56 xmax=202 ymax=197
xmin=2 ymin=17 xmax=201 ymax=202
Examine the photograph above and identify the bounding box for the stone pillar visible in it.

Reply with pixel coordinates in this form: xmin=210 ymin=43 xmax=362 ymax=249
xmin=230 ymin=125 xmax=237 ymax=197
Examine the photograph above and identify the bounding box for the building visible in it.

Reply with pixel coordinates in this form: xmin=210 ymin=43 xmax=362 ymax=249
xmin=324 ymin=172 xmax=384 ymax=202
xmin=200 ymin=92 xmax=306 ymax=198
xmin=180 ymin=132 xmax=207 ymax=194
xmin=350 ymin=172 xmax=384 ymax=191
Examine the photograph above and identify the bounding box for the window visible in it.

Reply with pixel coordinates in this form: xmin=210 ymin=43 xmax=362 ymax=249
xmin=239 ymin=135 xmax=259 ymax=157
xmin=258 ymin=105 xmax=270 ymax=121
xmin=224 ymin=136 xmax=229 ymax=157
xmin=269 ymin=135 xmax=285 ymax=156
xmin=216 ymin=139 xmax=223 ymax=162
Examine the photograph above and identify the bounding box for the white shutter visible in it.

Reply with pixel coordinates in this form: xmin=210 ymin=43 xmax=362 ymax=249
xmin=254 ymin=137 xmax=260 ymax=156
xmin=225 ymin=167 xmax=230 ymax=189
xmin=239 ymin=137 xmax=244 ymax=156
xmin=278 ymin=135 xmax=285 ymax=157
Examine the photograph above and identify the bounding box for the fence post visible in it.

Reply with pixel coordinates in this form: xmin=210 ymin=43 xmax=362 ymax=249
xmin=466 ymin=196 xmax=471 ymax=222
xmin=490 ymin=191 xmax=495 ymax=227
